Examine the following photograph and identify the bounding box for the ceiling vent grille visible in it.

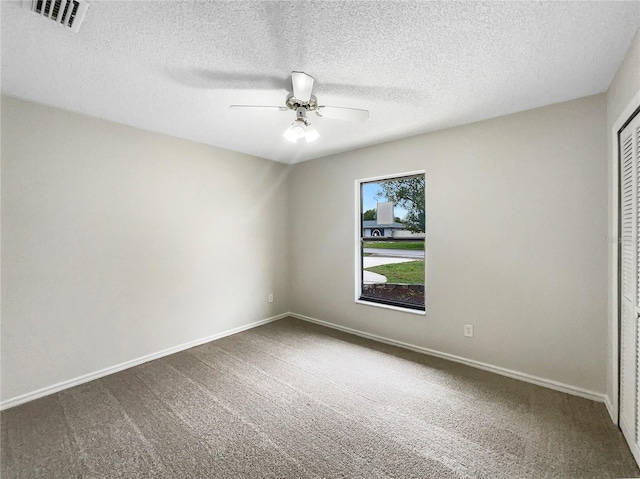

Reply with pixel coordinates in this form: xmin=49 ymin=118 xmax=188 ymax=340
xmin=25 ymin=0 xmax=89 ymax=33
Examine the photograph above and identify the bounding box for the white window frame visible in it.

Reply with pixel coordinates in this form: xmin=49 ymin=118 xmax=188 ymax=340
xmin=354 ymin=170 xmax=426 ymax=316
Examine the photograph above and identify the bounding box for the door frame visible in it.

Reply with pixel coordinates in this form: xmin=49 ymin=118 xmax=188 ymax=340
xmin=612 ymin=91 xmax=640 ymax=426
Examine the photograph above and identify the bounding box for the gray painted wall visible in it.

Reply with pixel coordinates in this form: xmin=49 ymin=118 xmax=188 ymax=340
xmin=1 ymin=96 xmax=290 ymax=401
xmin=289 ymin=94 xmax=608 ymax=394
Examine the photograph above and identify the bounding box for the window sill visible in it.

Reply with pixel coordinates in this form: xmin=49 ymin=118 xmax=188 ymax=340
xmin=355 ymin=299 xmax=426 ymax=316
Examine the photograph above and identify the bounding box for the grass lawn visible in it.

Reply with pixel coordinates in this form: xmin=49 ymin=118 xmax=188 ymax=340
xmin=365 ymin=260 xmax=425 ymax=284
xmin=363 ymin=241 xmax=424 ymax=250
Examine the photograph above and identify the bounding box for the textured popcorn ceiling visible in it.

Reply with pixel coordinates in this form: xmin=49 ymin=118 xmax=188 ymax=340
xmin=2 ymin=1 xmax=639 ymax=164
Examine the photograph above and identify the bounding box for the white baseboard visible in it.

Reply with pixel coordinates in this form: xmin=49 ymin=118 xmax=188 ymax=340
xmin=604 ymin=395 xmax=617 ymax=424
xmin=290 ymin=312 xmax=607 ymax=404
xmin=0 ymin=313 xmax=289 ymax=411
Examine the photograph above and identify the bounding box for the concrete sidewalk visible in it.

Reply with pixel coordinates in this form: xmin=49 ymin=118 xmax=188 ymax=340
xmin=363 ymin=248 xmax=424 ymax=259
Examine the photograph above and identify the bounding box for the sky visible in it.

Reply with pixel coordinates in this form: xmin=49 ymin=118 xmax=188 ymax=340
xmin=362 ymin=182 xmax=408 ymax=220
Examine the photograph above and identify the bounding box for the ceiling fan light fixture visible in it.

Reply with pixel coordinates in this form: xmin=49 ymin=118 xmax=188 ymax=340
xmin=305 ymin=123 xmax=319 ymax=143
xmin=283 ymin=117 xmax=319 ymax=143
xmin=291 ymin=120 xmax=307 ymax=139
xmin=283 ymin=119 xmax=307 ymax=142
xmin=282 ymin=126 xmax=299 ymax=142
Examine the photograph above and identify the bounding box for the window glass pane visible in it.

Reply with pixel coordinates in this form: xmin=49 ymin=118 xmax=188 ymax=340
xmin=360 ymin=175 xmax=425 ymax=310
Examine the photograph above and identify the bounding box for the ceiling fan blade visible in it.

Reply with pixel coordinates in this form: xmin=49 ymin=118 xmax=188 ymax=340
xmin=229 ymin=105 xmax=288 ymax=111
xmin=291 ymin=71 xmax=314 ymax=102
xmin=316 ymin=106 xmax=369 ymax=122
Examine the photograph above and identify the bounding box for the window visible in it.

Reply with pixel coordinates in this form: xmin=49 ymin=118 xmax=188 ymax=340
xmin=356 ymin=172 xmax=425 ymax=312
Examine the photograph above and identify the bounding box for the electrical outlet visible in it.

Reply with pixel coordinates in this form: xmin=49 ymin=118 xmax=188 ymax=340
xmin=464 ymin=325 xmax=474 ymax=338
xmin=268 ymin=294 xmax=274 ymax=303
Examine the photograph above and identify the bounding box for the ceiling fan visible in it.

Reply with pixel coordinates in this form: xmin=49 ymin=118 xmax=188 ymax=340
xmin=229 ymin=72 xmax=369 ymax=143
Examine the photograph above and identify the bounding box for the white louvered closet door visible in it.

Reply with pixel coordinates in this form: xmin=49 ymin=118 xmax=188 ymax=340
xmin=620 ymin=111 xmax=640 ymax=459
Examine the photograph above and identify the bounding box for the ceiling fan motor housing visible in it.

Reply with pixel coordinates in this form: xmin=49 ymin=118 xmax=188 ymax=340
xmin=286 ymin=94 xmax=318 ymax=112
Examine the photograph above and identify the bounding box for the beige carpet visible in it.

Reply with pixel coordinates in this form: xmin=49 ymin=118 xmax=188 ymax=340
xmin=1 ymin=317 xmax=638 ymax=478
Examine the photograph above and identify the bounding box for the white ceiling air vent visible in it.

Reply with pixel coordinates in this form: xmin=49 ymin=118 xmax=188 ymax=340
xmin=24 ymin=0 xmax=89 ymax=33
